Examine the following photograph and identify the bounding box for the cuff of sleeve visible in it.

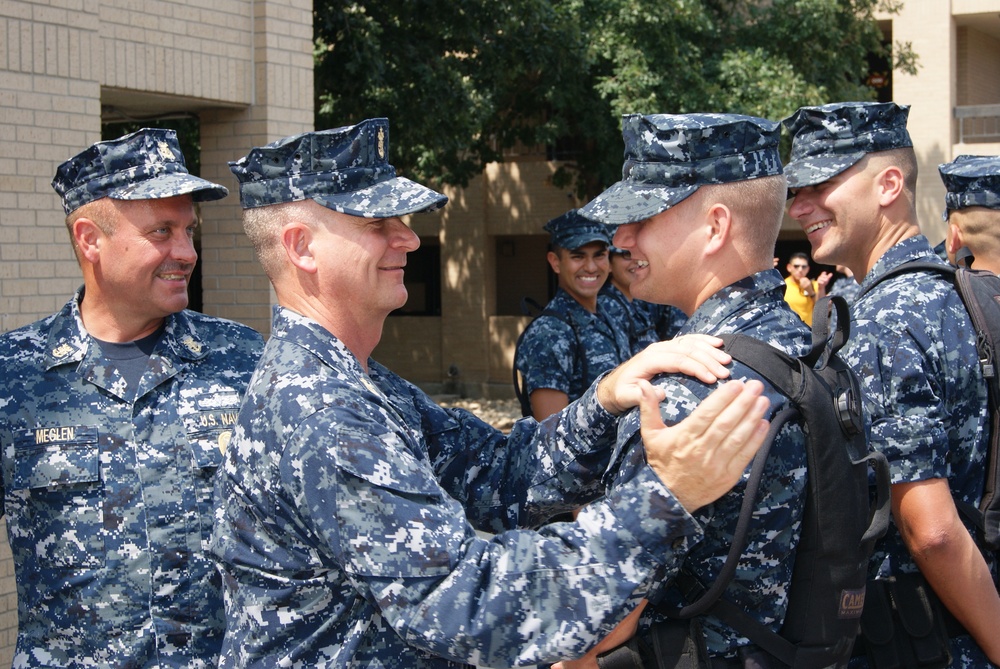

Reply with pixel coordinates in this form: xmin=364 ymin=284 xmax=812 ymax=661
xmin=603 ymin=463 xmax=702 ymax=562
xmin=564 ymin=377 xmax=617 ymax=442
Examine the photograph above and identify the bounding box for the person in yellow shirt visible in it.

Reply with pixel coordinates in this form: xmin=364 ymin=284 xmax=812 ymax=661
xmin=783 ymin=252 xmax=831 ymax=325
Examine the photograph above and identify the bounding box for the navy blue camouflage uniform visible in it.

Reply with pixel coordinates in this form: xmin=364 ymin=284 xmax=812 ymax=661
xmin=784 ymin=101 xmax=997 ymax=668
xmin=516 ymin=211 xmax=632 ymax=404
xmin=577 ymin=112 xmax=810 ymax=661
xmin=516 ymin=288 xmax=633 ymax=401
xmin=212 ymin=119 xmax=715 ymax=669
xmin=827 ymin=274 xmax=861 ymax=305
xmin=637 ymin=300 xmax=687 ymax=342
xmin=0 ymin=292 xmax=262 ymax=667
xmin=850 ymin=237 xmax=995 ymax=667
xmin=607 ymin=272 xmax=811 ymax=658
xmin=0 ymin=127 xmax=265 ymax=667
xmin=601 ymin=282 xmax=687 ymax=354
xmin=211 ymin=306 xmax=704 ymax=668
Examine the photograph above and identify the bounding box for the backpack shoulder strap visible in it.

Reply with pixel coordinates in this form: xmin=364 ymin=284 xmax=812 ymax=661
xmin=857 ymin=260 xmax=955 ymax=303
xmin=512 ymin=306 xmax=587 ymax=417
xmin=661 ymin=297 xmax=891 ymax=668
xmin=951 ymin=266 xmax=1000 ymax=550
xmin=659 ymin=330 xmax=809 ymax=618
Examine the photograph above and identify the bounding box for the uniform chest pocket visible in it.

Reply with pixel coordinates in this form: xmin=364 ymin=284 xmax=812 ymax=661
xmin=12 ymin=426 xmax=104 ymax=569
xmin=183 ymin=396 xmax=241 ymax=551
xmin=334 ymin=429 xmax=460 ymax=578
xmin=184 ymin=395 xmax=241 ymax=470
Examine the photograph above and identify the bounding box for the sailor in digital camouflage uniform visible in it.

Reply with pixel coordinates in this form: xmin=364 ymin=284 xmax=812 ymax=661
xmin=785 ymin=101 xmax=1000 ymax=667
xmin=601 ymin=245 xmax=688 ymax=354
xmin=210 ymin=117 xmax=775 ymax=669
xmin=514 ymin=210 xmax=633 ymax=420
xmin=940 ymin=154 xmax=1000 ymax=274
xmin=0 ymin=128 xmax=264 ymax=667
xmin=561 ymin=113 xmax=812 ymax=667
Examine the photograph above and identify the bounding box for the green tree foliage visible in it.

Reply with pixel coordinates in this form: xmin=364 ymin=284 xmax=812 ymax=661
xmin=314 ymin=0 xmax=916 ymax=198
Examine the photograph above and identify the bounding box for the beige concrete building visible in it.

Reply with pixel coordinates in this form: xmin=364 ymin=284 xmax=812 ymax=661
xmin=876 ymin=0 xmax=1000 ymax=247
xmin=0 ymin=0 xmax=998 ymax=663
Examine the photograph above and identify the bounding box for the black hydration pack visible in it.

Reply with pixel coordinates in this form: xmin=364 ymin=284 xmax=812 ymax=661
xmin=598 ymin=296 xmax=892 ymax=669
xmin=857 ymin=249 xmax=1000 ymax=552
xmin=512 ymin=297 xmax=587 ymax=417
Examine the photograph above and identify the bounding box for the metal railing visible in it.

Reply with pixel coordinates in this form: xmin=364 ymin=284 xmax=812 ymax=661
xmin=955 ymin=104 xmax=1000 ymax=143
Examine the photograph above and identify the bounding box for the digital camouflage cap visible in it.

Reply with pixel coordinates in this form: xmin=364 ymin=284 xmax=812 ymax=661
xmin=939 ymin=154 xmax=1000 ymax=220
xmin=544 ymin=209 xmax=612 ymax=250
xmin=51 ymin=128 xmax=229 ymax=215
xmin=580 ymin=113 xmax=783 ymax=226
xmin=228 ymin=118 xmax=448 ymax=217
xmin=782 ymin=101 xmax=912 ymax=189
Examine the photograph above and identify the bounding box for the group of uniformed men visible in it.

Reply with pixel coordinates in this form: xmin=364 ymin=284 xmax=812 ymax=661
xmin=0 ymin=99 xmax=997 ymax=669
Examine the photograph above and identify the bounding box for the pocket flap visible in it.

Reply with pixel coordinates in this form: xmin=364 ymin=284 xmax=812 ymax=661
xmin=14 ymin=426 xmax=99 ymax=490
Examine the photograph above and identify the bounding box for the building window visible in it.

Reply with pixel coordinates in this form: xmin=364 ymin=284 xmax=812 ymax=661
xmin=866 ymin=25 xmax=893 ymax=104
xmin=392 ymin=237 xmax=441 ymax=316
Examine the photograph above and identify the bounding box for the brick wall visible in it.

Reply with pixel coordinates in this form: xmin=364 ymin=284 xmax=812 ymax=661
xmin=377 ymin=160 xmax=581 ymax=395
xmin=0 ymin=0 xmax=101 ymax=335
xmin=199 ymin=0 xmax=314 ymax=335
xmin=887 ymin=0 xmax=954 ymax=245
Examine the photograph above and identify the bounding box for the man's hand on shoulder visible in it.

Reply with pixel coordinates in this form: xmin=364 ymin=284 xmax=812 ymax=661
xmin=596 ymin=335 xmax=732 ymax=415
xmin=640 ymin=379 xmax=770 ymax=512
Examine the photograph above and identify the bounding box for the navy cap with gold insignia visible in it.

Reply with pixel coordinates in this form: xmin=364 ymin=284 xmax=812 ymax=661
xmin=51 ymin=128 xmax=229 ymax=215
xmin=229 ymin=118 xmax=448 ymax=217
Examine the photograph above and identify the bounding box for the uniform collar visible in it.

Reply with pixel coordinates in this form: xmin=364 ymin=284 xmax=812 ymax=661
xmin=269 ymin=305 xmax=380 ymax=393
xmin=43 ymin=286 xmax=207 ymax=369
xmin=682 ymin=270 xmax=786 ymax=334
xmin=859 ymin=235 xmax=942 ymax=291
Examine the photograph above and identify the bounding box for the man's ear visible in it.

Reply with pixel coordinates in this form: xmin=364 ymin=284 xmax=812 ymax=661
xmin=546 ymin=250 xmax=561 ymax=274
xmin=876 ymin=165 xmax=905 ymax=207
xmin=282 ymin=222 xmax=317 ymax=273
xmin=72 ymin=217 xmax=104 ymax=264
xmin=946 ymin=221 xmax=963 ymax=257
xmin=704 ymin=203 xmax=732 ymax=255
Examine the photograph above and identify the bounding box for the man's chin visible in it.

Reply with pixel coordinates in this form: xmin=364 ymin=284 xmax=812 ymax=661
xmin=159 ymin=295 xmax=190 ymax=315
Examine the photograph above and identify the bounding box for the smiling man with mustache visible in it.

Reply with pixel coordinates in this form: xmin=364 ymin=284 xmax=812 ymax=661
xmin=0 ymin=128 xmax=264 ymax=667
xmin=784 ymin=101 xmax=1000 ymax=668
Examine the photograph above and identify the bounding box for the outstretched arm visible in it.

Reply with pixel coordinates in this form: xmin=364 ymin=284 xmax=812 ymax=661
xmin=530 ymin=388 xmax=570 ymax=421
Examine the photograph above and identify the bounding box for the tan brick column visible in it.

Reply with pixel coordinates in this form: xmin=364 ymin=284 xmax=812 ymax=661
xmin=199 ymin=0 xmax=315 ymax=336
xmin=889 ymin=0 xmax=954 ymax=245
